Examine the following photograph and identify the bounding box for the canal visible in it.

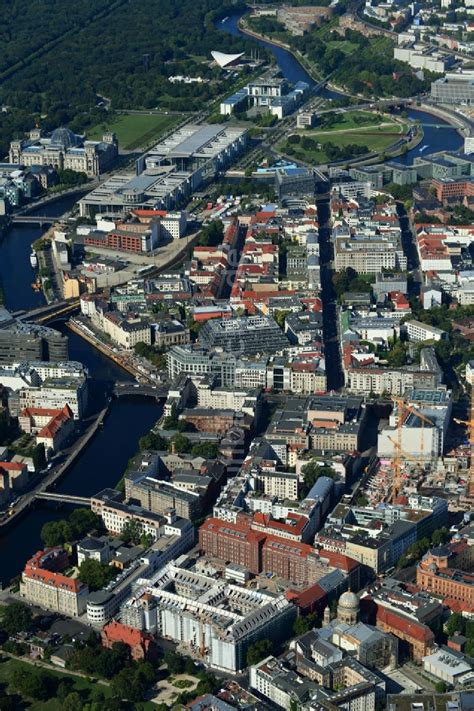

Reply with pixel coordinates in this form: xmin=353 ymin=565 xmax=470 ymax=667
xmin=218 ymin=14 xmax=463 ymax=160
xmin=0 ymin=197 xmax=162 ymax=585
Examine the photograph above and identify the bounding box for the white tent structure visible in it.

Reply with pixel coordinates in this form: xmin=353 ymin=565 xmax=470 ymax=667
xmin=211 ymin=50 xmax=245 ymax=68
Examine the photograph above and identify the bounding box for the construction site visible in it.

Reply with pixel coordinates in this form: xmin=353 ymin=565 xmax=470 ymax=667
xmin=361 ymin=387 xmax=474 ymax=508
xmin=119 ymin=562 xmax=296 ymax=673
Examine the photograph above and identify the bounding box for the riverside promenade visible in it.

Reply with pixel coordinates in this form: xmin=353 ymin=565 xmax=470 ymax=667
xmin=0 ymin=403 xmax=110 ymax=531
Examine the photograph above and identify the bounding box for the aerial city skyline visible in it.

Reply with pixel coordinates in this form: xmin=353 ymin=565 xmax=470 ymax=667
xmin=0 ymin=0 xmax=473 ymax=708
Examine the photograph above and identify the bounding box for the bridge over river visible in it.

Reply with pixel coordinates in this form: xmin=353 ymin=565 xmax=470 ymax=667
xmin=113 ymin=381 xmax=169 ymax=399
xmin=11 ymin=215 xmax=56 ymax=226
xmin=13 ymin=298 xmax=80 ymax=324
xmin=35 ymin=492 xmax=91 ymax=506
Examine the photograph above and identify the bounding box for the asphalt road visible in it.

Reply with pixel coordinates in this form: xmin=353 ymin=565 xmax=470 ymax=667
xmin=317 ymin=196 xmax=344 ymax=390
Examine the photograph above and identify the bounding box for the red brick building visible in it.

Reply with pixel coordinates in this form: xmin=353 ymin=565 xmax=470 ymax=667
xmin=199 ymin=517 xmax=360 ymax=587
xmin=375 ymin=606 xmax=435 ymax=661
xmin=199 ymin=518 xmax=265 ymax=574
xmin=101 ymin=620 xmax=158 ymax=661
xmin=252 ymin=511 xmax=310 ymax=543
xmin=417 ymin=542 xmax=474 ymax=608
xmin=430 ymin=178 xmax=474 ymax=203
xmin=262 ymin=536 xmax=314 ymax=584
xmin=182 ymin=409 xmax=251 ymax=435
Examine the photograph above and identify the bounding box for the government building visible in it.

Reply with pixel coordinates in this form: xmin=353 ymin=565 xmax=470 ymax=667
xmin=9 ymin=127 xmax=118 ymax=178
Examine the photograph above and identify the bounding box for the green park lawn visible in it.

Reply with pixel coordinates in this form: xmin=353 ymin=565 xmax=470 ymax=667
xmin=317 ymin=110 xmax=390 ymax=131
xmin=0 ymin=656 xmax=156 ymax=710
xmin=325 ymin=39 xmax=359 ymax=55
xmin=278 ymin=120 xmax=407 ymax=164
xmin=0 ymin=657 xmax=110 ymax=709
xmin=86 ymin=112 xmax=179 ymax=151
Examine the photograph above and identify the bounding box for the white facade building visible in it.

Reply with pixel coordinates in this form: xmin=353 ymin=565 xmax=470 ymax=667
xmin=405 ymin=320 xmax=446 ymax=343
xmin=125 ymin=563 xmax=296 ymax=673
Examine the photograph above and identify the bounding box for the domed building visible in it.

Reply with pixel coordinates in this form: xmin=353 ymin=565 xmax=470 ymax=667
xmin=77 ymin=536 xmax=111 ymax=565
xmin=50 ymin=127 xmax=81 ymax=150
xmin=337 ymin=590 xmax=360 ymax=625
xmin=9 ymin=126 xmax=118 ymax=178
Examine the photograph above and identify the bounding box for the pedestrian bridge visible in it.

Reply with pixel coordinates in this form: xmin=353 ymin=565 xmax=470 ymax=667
xmin=35 ymin=492 xmax=91 ymax=506
xmin=113 ymin=382 xmax=169 ymax=399
xmin=11 ymin=215 xmax=55 ymax=226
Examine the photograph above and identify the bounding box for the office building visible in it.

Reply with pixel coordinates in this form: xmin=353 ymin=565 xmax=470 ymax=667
xmin=431 ymin=73 xmax=474 ymax=105
xmin=297 ymin=111 xmax=316 ymax=129
xmin=137 ymin=123 xmax=247 ymax=177
xmin=405 ymin=320 xmax=447 ymax=343
xmin=125 ymin=472 xmax=203 ymax=520
xmin=16 ymin=374 xmax=88 ymax=420
xmin=0 ymin=322 xmax=68 ymax=364
xmin=334 ymin=234 xmax=406 ymax=274
xmin=128 ymin=563 xmax=296 ymax=673
xmin=275 ymin=166 xmax=325 ymax=200
xmin=417 ymin=540 xmax=474 ymax=609
xmin=20 ymin=548 xmax=89 ymax=617
xmin=395 ymin=45 xmax=454 ymax=73
xmin=423 ymin=648 xmax=474 ymax=686
xmin=91 ymin=489 xmax=166 ymax=540
xmin=18 ymin=404 xmax=74 ymax=454
xmin=277 ymin=5 xmax=333 ymax=34
xmin=79 ymin=169 xmax=194 ymax=217
xmin=199 ymin=316 xmax=289 ymax=357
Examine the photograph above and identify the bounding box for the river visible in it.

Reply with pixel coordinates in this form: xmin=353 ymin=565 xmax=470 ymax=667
xmin=220 ymin=13 xmax=344 ymax=100
xmin=0 ymin=196 xmax=162 ymax=585
xmin=218 ymin=14 xmax=463 ymax=161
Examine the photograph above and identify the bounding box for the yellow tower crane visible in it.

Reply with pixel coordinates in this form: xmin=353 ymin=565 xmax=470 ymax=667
xmin=388 ymin=397 xmax=435 ymax=501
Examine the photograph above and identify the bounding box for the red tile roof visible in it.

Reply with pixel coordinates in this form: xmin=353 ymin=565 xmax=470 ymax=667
xmin=285 ymin=582 xmax=326 ymax=608
xmin=132 ymin=209 xmax=167 ymax=217
xmin=0 ymin=461 xmax=27 ymax=472
xmin=319 ymin=549 xmax=359 ymax=573
xmin=23 ymin=549 xmax=84 ymax=593
xmin=102 ymin=620 xmax=155 ymax=648
xmin=376 ymin=605 xmax=434 ymax=643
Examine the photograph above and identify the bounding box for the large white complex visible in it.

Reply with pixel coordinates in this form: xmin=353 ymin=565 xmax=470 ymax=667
xmin=394 ymin=45 xmax=454 ymax=73
xmin=121 ymin=562 xmax=296 ymax=672
xmin=137 ymin=124 xmax=248 ymax=177
xmin=78 ymin=170 xmax=194 ymax=217
xmin=80 ymin=124 xmax=247 ymax=216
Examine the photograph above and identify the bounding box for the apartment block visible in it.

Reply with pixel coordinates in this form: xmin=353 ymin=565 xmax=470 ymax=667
xmin=334 ymin=234 xmax=406 ymax=274
xmin=20 ymin=548 xmax=89 ymax=617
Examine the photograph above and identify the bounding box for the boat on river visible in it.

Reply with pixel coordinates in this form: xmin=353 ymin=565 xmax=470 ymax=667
xmin=30 ymin=250 xmax=38 ymax=268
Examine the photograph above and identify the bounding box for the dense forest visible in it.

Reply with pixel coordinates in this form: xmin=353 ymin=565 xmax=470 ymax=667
xmin=0 ymin=0 xmax=248 ymax=154
xmin=0 ymin=0 xmax=121 ymax=75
